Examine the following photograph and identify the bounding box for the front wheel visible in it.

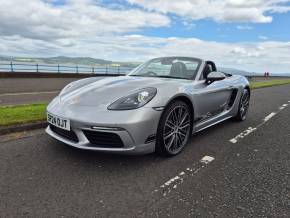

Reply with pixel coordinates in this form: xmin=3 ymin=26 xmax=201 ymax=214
xmin=156 ymin=101 xmax=192 ymax=156
xmin=234 ymin=88 xmax=250 ymax=121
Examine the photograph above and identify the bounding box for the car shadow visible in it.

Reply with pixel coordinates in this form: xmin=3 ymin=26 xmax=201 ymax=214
xmin=48 ymin=137 xmax=163 ymax=167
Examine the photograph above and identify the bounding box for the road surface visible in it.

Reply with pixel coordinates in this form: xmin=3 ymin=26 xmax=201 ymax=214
xmin=0 ymin=77 xmax=76 ymax=106
xmin=0 ymin=77 xmax=102 ymax=106
xmin=1 ymin=84 xmax=290 ymax=217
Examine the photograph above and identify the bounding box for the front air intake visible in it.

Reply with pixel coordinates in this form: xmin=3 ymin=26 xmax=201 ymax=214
xmin=50 ymin=125 xmax=79 ymax=142
xmin=83 ymin=130 xmax=124 ymax=148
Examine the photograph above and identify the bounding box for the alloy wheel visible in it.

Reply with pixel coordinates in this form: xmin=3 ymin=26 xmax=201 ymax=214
xmin=240 ymin=90 xmax=250 ymax=119
xmin=163 ymin=105 xmax=190 ymax=154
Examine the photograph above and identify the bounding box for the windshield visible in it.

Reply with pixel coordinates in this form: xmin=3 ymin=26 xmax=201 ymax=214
xmin=128 ymin=57 xmax=201 ymax=80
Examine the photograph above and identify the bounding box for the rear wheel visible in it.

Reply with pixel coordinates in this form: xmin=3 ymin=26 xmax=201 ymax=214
xmin=234 ymin=88 xmax=250 ymax=121
xmin=156 ymin=101 xmax=192 ymax=156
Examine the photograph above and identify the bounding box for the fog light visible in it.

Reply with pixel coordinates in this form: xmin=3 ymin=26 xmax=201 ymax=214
xmin=91 ymin=126 xmax=125 ymax=131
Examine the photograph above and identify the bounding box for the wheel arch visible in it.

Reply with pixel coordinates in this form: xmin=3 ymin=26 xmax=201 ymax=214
xmin=245 ymin=85 xmax=251 ymax=97
xmin=165 ymin=94 xmax=194 ymax=114
xmin=162 ymin=94 xmax=195 ymax=132
xmin=155 ymin=94 xmax=195 ymax=156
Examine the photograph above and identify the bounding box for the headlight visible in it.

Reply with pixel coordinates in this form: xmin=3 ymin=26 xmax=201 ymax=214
xmin=108 ymin=87 xmax=157 ymax=110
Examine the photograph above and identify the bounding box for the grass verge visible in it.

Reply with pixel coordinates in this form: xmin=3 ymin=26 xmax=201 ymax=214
xmin=1 ymin=79 xmax=290 ymax=127
xmin=250 ymin=79 xmax=290 ymax=89
xmin=0 ymin=103 xmax=47 ymax=126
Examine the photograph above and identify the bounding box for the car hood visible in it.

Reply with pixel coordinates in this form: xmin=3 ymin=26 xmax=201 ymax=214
xmin=59 ymin=76 xmax=191 ymax=107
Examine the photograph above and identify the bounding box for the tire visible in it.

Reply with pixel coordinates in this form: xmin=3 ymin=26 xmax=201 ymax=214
xmin=156 ymin=100 xmax=192 ymax=156
xmin=234 ymin=88 xmax=250 ymax=121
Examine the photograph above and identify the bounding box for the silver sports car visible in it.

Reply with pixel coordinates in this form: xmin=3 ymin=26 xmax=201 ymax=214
xmin=46 ymin=57 xmax=250 ymax=156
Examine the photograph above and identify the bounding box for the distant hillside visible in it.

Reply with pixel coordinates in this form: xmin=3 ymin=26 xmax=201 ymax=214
xmin=219 ymin=67 xmax=290 ymax=77
xmin=218 ymin=67 xmax=263 ymax=77
xmin=0 ymin=55 xmax=140 ymax=67
xmin=1 ymin=55 xmax=289 ymax=76
xmin=39 ymin=56 xmax=113 ymax=66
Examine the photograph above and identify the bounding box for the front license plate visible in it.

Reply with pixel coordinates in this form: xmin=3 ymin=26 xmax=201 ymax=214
xmin=47 ymin=113 xmax=70 ymax=131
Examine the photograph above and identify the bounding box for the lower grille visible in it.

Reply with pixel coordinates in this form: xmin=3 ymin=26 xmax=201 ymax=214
xmin=50 ymin=125 xmax=79 ymax=143
xmin=83 ymin=130 xmax=124 ymax=148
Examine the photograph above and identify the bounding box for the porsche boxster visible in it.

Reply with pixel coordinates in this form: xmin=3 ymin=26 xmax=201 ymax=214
xmin=46 ymin=57 xmax=250 ymax=156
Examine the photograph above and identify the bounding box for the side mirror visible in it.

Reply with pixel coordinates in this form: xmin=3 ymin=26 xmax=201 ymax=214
xmin=206 ymin=71 xmax=226 ymax=84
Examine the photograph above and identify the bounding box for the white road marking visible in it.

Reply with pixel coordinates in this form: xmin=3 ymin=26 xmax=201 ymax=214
xmin=200 ymin=156 xmax=215 ymax=164
xmin=229 ymin=102 xmax=289 ymax=144
xmin=280 ymin=104 xmax=289 ymax=109
xmin=160 ymin=176 xmax=180 ymax=188
xmin=179 ymin=171 xmax=185 ymax=176
xmin=0 ymin=91 xmax=59 ymax=97
xmin=157 ymin=155 xmax=215 ymax=196
xmin=229 ymin=127 xmax=256 ymax=144
xmin=230 ymin=138 xmax=238 ymax=144
xmin=264 ymin=112 xmax=276 ymax=122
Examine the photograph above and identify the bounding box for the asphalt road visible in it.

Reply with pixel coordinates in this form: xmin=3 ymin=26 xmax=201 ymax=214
xmin=0 ymin=77 xmax=102 ymax=106
xmin=1 ymin=84 xmax=290 ymax=217
xmin=0 ymin=77 xmax=79 ymax=94
xmin=1 ymin=76 xmax=289 ymax=106
xmin=0 ymin=77 xmax=76 ymax=106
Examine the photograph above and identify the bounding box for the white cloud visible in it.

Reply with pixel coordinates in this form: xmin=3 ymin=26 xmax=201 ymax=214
xmin=236 ymin=25 xmax=253 ymax=30
xmin=182 ymin=19 xmax=196 ymax=30
xmin=127 ymin=0 xmax=290 ymax=23
xmin=259 ymin=35 xmax=269 ymax=40
xmin=0 ymin=0 xmax=290 ymax=74
xmin=1 ymin=34 xmax=290 ymax=73
xmin=0 ymin=0 xmax=170 ymax=41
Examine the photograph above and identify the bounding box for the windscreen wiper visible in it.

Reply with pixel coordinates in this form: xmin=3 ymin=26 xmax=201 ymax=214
xmin=156 ymin=75 xmax=187 ymax=79
xmin=130 ymin=75 xmax=187 ymax=79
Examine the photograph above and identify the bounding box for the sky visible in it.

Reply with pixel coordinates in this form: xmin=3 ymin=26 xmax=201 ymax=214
xmin=0 ymin=0 xmax=290 ymax=73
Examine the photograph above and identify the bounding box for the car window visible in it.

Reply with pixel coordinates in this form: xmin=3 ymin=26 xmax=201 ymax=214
xmin=183 ymin=61 xmax=199 ymax=71
xmin=146 ymin=62 xmax=171 ymax=76
xmin=129 ymin=57 xmax=201 ymax=80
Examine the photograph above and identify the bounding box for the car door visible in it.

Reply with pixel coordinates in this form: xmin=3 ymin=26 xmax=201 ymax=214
xmin=193 ymin=75 xmax=233 ymax=122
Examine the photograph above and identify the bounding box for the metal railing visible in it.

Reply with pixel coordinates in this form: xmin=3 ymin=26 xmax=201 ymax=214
xmin=0 ymin=62 xmax=135 ymax=75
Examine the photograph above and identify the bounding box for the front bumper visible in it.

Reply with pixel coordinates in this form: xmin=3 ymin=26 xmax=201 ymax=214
xmin=46 ymin=99 xmax=162 ymax=154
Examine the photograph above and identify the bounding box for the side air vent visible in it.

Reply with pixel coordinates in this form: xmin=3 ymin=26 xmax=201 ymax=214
xmin=145 ymin=134 xmax=156 ymax=144
xmin=228 ymin=89 xmax=238 ymax=108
